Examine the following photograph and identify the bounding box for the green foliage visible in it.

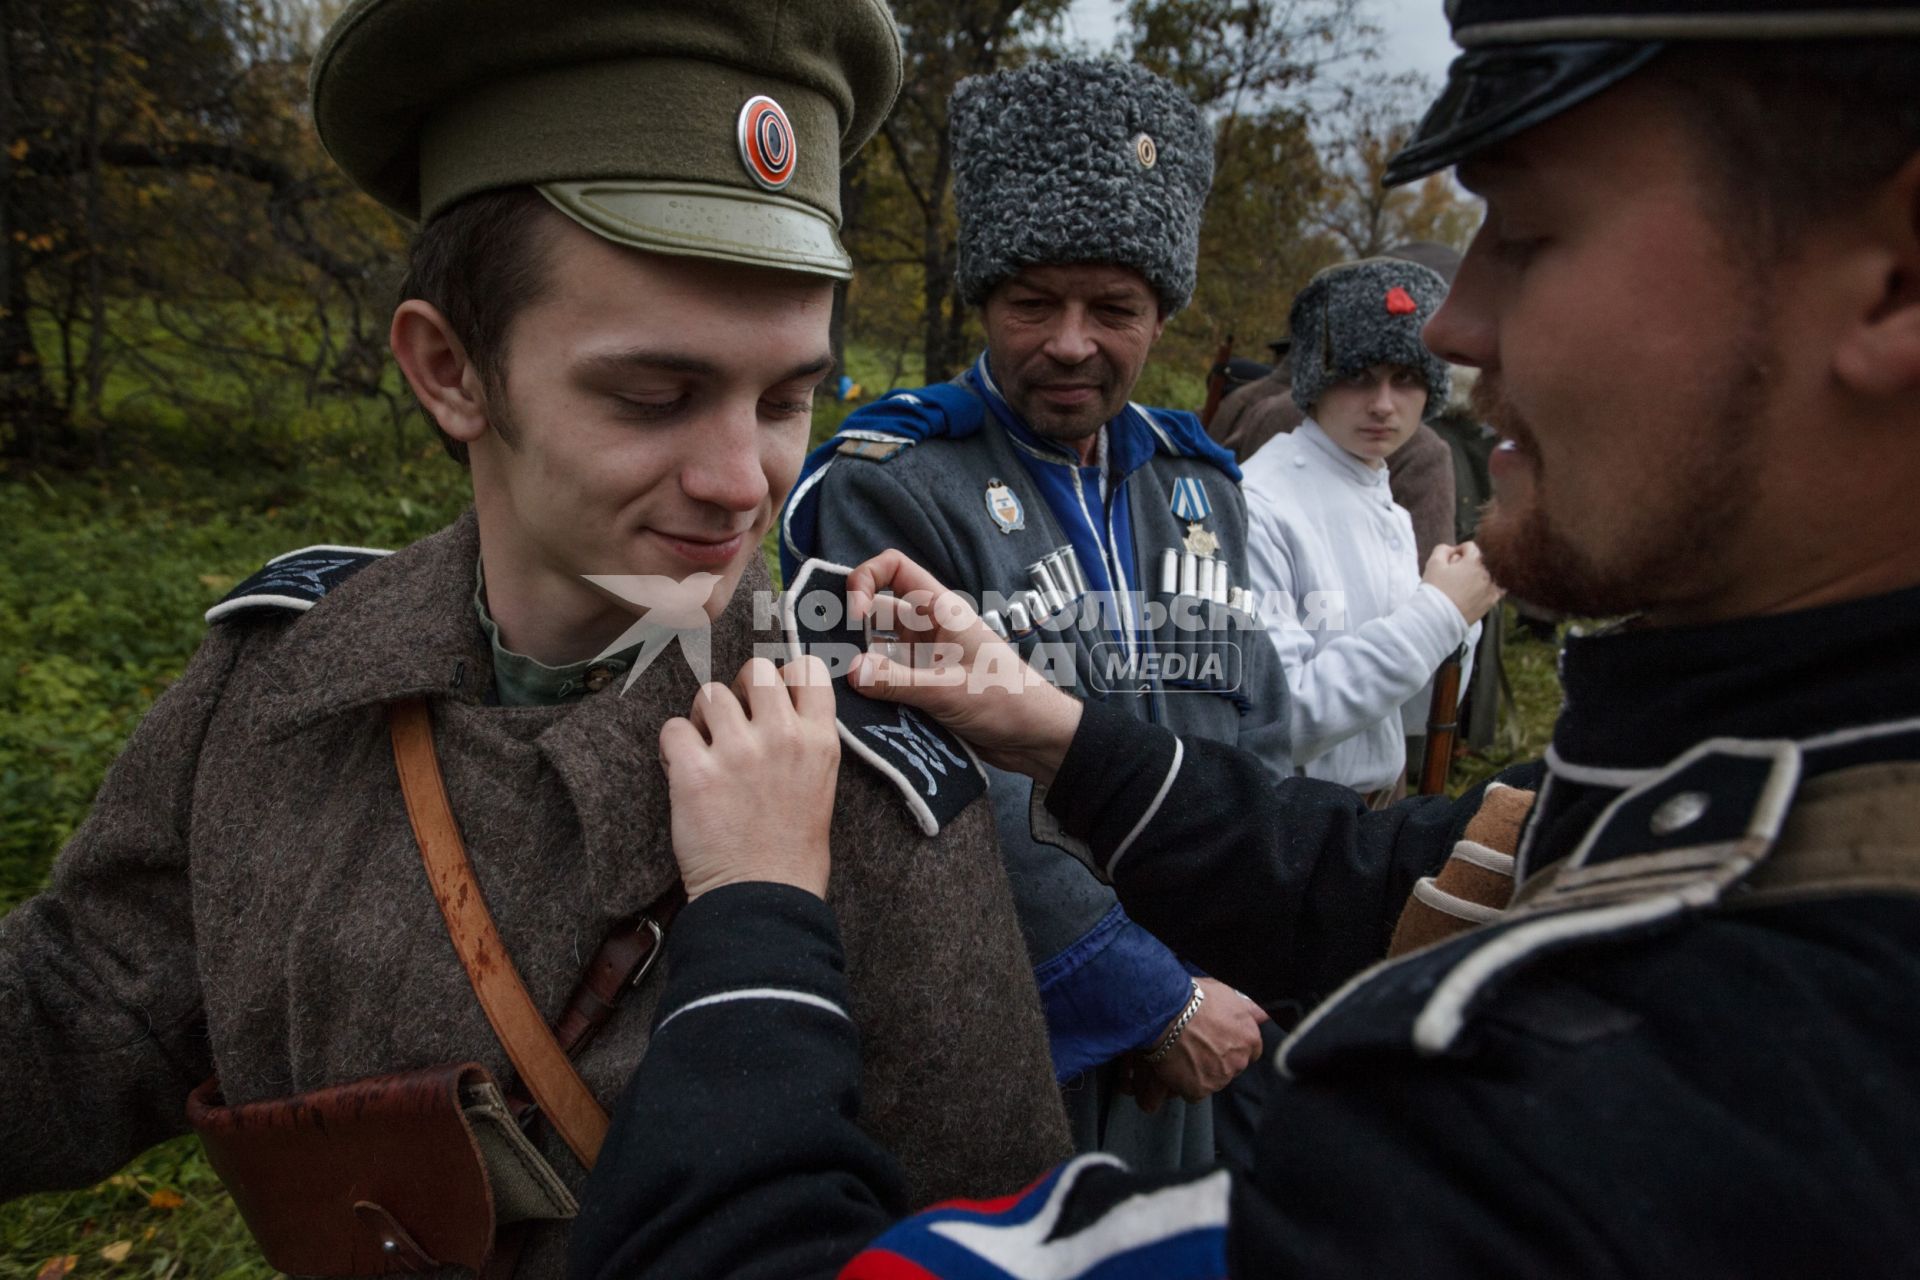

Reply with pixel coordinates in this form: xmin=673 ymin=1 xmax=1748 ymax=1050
xmin=1450 ymin=608 xmax=1565 ymax=795
xmin=0 ymin=1138 xmax=263 ymax=1280
xmin=0 ymin=442 xmax=469 ymax=913
xmin=1131 ymin=360 xmax=1210 ymax=414
xmin=2 ymin=0 xmax=407 ymax=465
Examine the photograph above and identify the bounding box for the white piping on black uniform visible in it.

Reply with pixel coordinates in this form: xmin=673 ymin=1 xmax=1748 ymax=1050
xmin=1109 ymin=738 xmax=1183 ymax=878
xmin=656 ymin=987 xmax=850 ymax=1034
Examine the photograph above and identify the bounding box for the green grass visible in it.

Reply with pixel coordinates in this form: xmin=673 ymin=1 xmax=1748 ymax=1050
xmin=0 ymin=1140 xmax=263 ymax=1280
xmin=1450 ymin=608 xmax=1564 ymax=795
xmin=0 ymin=390 xmax=1568 ymax=1276
xmin=0 ymin=438 xmax=473 ymax=914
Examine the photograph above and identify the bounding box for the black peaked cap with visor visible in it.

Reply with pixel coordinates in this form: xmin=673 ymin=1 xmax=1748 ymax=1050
xmin=1384 ymin=0 xmax=1920 ymax=188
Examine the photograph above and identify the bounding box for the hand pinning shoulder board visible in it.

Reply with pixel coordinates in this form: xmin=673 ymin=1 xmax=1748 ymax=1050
xmin=782 ymin=558 xmax=989 ymax=837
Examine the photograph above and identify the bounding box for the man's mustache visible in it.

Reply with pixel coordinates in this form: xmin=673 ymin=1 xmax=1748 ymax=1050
xmin=1031 ymin=358 xmax=1114 ymax=389
xmin=1470 ymin=373 xmax=1539 ymax=458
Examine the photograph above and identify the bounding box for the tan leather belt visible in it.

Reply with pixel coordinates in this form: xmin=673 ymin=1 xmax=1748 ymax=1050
xmin=389 ymin=696 xmax=682 ymax=1169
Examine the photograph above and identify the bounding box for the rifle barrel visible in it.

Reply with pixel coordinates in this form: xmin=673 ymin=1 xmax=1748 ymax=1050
xmin=1418 ymin=645 xmax=1469 ymax=796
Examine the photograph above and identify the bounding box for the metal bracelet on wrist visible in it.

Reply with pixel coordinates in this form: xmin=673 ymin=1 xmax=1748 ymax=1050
xmin=1143 ymin=980 xmax=1206 ymax=1065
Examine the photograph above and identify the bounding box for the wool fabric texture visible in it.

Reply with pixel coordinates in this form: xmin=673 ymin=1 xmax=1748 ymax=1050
xmin=0 ymin=512 xmax=1070 ymax=1278
xmin=950 ymin=59 xmax=1213 ymax=312
xmin=1289 ymin=258 xmax=1452 ymax=419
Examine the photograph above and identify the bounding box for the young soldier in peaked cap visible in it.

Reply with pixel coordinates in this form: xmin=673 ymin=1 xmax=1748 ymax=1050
xmin=574 ymin=2 xmax=1920 ymax=1275
xmin=778 ymin=58 xmax=1287 ymax=1174
xmin=0 ymin=1 xmax=1072 ymax=1274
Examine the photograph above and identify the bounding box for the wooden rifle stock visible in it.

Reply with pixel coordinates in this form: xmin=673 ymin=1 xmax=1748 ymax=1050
xmin=1418 ymin=643 xmax=1469 ymax=796
xmin=1199 ymin=332 xmax=1234 ymax=427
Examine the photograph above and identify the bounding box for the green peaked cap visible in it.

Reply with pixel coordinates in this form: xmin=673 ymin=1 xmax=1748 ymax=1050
xmin=310 ymin=0 xmax=902 ymax=279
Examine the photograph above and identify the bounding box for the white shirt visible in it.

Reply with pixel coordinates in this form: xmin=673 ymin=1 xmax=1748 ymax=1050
xmin=1242 ymin=418 xmax=1473 ymax=793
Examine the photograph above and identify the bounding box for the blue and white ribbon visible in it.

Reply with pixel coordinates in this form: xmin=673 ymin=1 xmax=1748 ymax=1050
xmin=1170 ymin=476 xmax=1212 ymax=523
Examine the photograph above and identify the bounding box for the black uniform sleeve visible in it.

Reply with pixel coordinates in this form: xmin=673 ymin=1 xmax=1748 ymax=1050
xmin=572 ymin=881 xmax=1247 ymax=1280
xmin=576 ymin=892 xmax=1920 ymax=1278
xmin=568 ymin=883 xmax=905 ymax=1280
xmin=564 ymin=885 xmax=1635 ymax=1280
xmin=1228 ymin=1030 xmax=1612 ymax=1277
xmin=1043 ymin=699 xmax=1499 ymax=1012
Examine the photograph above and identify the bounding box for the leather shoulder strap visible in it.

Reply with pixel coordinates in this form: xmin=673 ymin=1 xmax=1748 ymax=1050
xmin=388 ymin=697 xmax=608 ymax=1169
xmin=1742 ymin=761 xmax=1920 ymax=905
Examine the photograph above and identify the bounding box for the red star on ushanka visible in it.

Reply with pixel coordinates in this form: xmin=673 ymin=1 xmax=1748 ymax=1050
xmin=1385 ymin=286 xmax=1418 ymax=315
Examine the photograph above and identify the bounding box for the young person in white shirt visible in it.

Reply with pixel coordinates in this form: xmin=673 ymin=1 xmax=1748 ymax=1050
xmin=1243 ymin=258 xmax=1502 ymax=802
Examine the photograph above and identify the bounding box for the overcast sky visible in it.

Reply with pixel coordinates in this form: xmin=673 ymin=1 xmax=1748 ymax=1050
xmin=1062 ymin=0 xmax=1459 ymax=91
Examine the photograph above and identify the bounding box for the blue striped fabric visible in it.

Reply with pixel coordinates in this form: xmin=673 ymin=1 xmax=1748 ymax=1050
xmin=1169 ymin=476 xmax=1212 ymax=523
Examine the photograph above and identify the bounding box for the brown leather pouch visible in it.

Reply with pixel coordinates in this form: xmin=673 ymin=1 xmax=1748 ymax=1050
xmin=185 ymin=701 xmax=669 ymax=1276
xmin=188 ymin=1062 xmax=576 ymax=1276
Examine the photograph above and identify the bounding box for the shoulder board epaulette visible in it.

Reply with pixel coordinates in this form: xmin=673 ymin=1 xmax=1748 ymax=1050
xmin=1131 ymin=403 xmax=1243 ymax=482
xmin=833 ymin=381 xmax=988 ymax=453
xmin=205 ymin=544 xmax=393 ymax=625
xmin=780 ymin=382 xmax=989 ymax=582
xmin=780 ymin=557 xmax=988 ymax=837
xmin=833 ymin=429 xmax=913 ymax=463
xmin=1276 ymin=739 xmax=1802 ymax=1076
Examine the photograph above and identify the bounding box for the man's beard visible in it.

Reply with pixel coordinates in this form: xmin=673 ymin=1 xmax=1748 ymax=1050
xmin=1006 ymin=359 xmax=1122 ymax=441
xmin=1470 ymin=352 xmax=1768 ymax=619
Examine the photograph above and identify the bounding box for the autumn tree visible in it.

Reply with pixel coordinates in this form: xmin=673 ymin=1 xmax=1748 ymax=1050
xmin=1 ymin=0 xmax=407 ymax=466
xmin=842 ymin=0 xmax=1071 ymax=387
xmin=1315 ymin=92 xmax=1482 ymax=260
xmin=1123 ymin=0 xmax=1379 ymax=402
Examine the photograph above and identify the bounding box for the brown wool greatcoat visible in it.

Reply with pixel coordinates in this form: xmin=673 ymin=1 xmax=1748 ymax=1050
xmin=0 ymin=512 xmax=1070 ymax=1275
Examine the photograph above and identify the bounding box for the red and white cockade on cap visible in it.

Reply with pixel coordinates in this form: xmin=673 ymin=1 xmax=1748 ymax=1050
xmin=737 ymin=95 xmax=796 ymax=191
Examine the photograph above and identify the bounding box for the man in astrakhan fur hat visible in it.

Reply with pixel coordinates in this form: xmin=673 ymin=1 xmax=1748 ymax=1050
xmin=779 ymin=57 xmax=1288 ymax=1173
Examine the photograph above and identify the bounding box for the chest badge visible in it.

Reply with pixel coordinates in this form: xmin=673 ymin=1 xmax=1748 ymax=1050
xmin=985 ymin=478 xmax=1025 ymax=534
xmin=1182 ymin=523 xmax=1219 ymax=557
xmin=1172 ymin=477 xmax=1217 ymax=556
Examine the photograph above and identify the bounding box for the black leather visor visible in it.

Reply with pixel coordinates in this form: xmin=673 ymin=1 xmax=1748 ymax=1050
xmin=1384 ymin=39 xmax=1664 ymax=186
